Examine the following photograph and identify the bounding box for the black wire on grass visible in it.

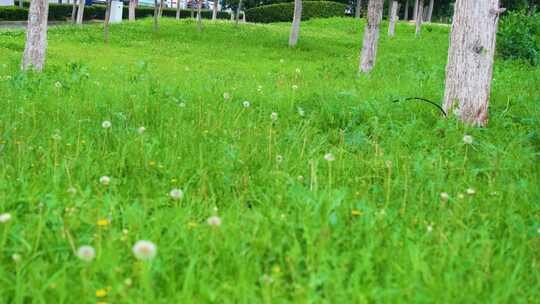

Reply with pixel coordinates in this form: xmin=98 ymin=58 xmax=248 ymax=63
xmin=392 ymin=97 xmax=447 ymax=117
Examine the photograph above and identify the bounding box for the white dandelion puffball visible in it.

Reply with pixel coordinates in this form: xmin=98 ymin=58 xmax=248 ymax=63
xmin=324 ymin=153 xmax=335 ymax=162
xmin=243 ymin=101 xmax=251 ymax=108
xmin=132 ymin=240 xmax=157 ymax=261
xmin=0 ymin=213 xmax=12 ymax=223
xmin=99 ymin=176 xmax=111 ymax=186
xmin=54 ymin=81 xmax=62 ymax=88
xmin=440 ymin=192 xmax=450 ymax=202
xmin=169 ymin=188 xmax=184 ymax=201
xmin=223 ymin=92 xmax=231 ymax=100
xmin=298 ymin=107 xmax=305 ymax=117
xmin=427 ymin=225 xmax=433 ymax=233
xmin=466 ymin=188 xmax=476 ymax=195
xmin=207 ymin=216 xmax=222 ymax=227
xmin=12 ymin=254 xmax=21 ymax=263
xmin=76 ymin=245 xmax=96 ymax=262
xmin=271 ymin=112 xmax=278 ymax=122
xmin=137 ymin=126 xmax=146 ymax=134
xmin=463 ymin=135 xmax=473 ymax=145
xmin=276 ymin=155 xmax=283 ymax=163
xmin=102 ymin=120 xmax=112 ymax=129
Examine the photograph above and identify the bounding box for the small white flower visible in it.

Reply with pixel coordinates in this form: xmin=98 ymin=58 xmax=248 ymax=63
xmin=12 ymin=254 xmax=21 ymax=263
xmin=76 ymin=245 xmax=96 ymax=262
xmin=169 ymin=188 xmax=184 ymax=201
xmin=324 ymin=153 xmax=335 ymax=162
xmin=292 ymin=85 xmax=299 ymax=90
xmin=427 ymin=224 xmax=433 ymax=233
xmin=243 ymin=101 xmax=251 ymax=108
xmin=137 ymin=126 xmax=146 ymax=134
xmin=54 ymin=81 xmax=62 ymax=88
xmin=276 ymin=155 xmax=283 ymax=163
xmin=0 ymin=213 xmax=12 ymax=223
xmin=99 ymin=176 xmax=110 ymax=186
xmin=102 ymin=120 xmax=112 ymax=129
xmin=271 ymin=112 xmax=278 ymax=122
xmin=297 ymin=107 xmax=305 ymax=117
xmin=223 ymin=92 xmax=231 ymax=100
xmin=463 ymin=135 xmax=473 ymax=145
xmin=440 ymin=192 xmax=449 ymax=202
xmin=207 ymin=216 xmax=222 ymax=227
xmin=466 ymin=188 xmax=476 ymax=195
xmin=132 ymin=240 xmax=157 ymax=261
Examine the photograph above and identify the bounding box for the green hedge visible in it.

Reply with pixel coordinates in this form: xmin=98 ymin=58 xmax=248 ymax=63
xmin=0 ymin=4 xmax=230 ymax=21
xmin=245 ymin=1 xmax=347 ymax=23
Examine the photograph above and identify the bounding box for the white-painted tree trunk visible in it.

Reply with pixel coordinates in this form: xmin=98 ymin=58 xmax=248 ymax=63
xmin=103 ymin=0 xmax=112 ymax=43
xmin=212 ymin=0 xmax=218 ymax=20
xmin=427 ymin=0 xmax=434 ymax=22
xmin=289 ymin=0 xmax=302 ymax=47
xmin=359 ymin=0 xmax=383 ymax=73
xmin=236 ymin=0 xmax=243 ymax=26
xmin=413 ymin=0 xmax=419 ymax=20
xmin=76 ymin=0 xmax=85 ymax=24
xmin=129 ymin=0 xmax=136 ymax=21
xmin=176 ymin=0 xmax=181 ymax=19
xmin=443 ymin=0 xmax=504 ymax=127
xmin=153 ymin=0 xmax=158 ymax=32
xmin=197 ymin=0 xmax=202 ymax=31
xmin=71 ymin=0 xmax=77 ymax=23
xmin=415 ymin=0 xmax=423 ymax=36
xmin=22 ymin=0 xmax=49 ymax=71
xmin=159 ymin=0 xmax=164 ymax=18
xmin=404 ymin=0 xmax=409 ymax=20
xmin=355 ymin=0 xmax=362 ymax=19
xmin=388 ymin=1 xmax=398 ymax=37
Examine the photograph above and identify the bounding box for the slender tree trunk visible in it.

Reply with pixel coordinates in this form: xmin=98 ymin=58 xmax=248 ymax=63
xmin=191 ymin=1 xmax=194 ymax=18
xmin=388 ymin=1 xmax=398 ymax=37
xmin=230 ymin=9 xmax=234 ymax=21
xmin=104 ymin=0 xmax=112 ymax=43
xmin=415 ymin=0 xmax=423 ymax=36
xmin=359 ymin=0 xmax=383 ymax=73
xmin=236 ymin=0 xmax=243 ymax=26
xmin=159 ymin=0 xmax=164 ymax=17
xmin=443 ymin=0 xmax=504 ymax=127
xmin=427 ymin=0 xmax=434 ymax=22
xmin=129 ymin=0 xmax=136 ymax=21
xmin=154 ymin=0 xmax=159 ymax=31
xmin=197 ymin=0 xmax=202 ymax=31
xmin=413 ymin=0 xmax=419 ymax=20
xmin=212 ymin=0 xmax=218 ymax=21
xmin=71 ymin=0 xmax=77 ymax=23
xmin=289 ymin=0 xmax=302 ymax=47
xmin=22 ymin=0 xmax=49 ymax=72
xmin=176 ymin=0 xmax=181 ymax=19
xmin=355 ymin=0 xmax=362 ymax=18
xmin=19 ymin=0 xmax=23 ymax=8
xmin=404 ymin=0 xmax=409 ymax=20
xmin=76 ymin=0 xmax=85 ymax=24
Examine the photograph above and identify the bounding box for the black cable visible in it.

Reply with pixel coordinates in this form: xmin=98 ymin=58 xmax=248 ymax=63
xmin=392 ymin=97 xmax=447 ymax=117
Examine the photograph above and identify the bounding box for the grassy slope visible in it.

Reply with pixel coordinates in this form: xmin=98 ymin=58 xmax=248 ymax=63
xmin=0 ymin=18 xmax=539 ymax=303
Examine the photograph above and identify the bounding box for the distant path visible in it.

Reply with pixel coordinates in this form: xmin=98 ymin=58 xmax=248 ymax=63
xmin=0 ymin=20 xmax=99 ymax=30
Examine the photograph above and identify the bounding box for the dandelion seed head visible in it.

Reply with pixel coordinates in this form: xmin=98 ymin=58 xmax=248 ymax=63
xmin=76 ymin=245 xmax=96 ymax=262
xmin=271 ymin=112 xmax=278 ymax=122
xmin=137 ymin=126 xmax=146 ymax=134
xmin=463 ymin=135 xmax=473 ymax=145
xmin=440 ymin=192 xmax=450 ymax=202
xmin=54 ymin=81 xmax=62 ymax=88
xmin=466 ymin=188 xmax=476 ymax=195
xmin=169 ymin=188 xmax=183 ymax=200
xmin=276 ymin=155 xmax=283 ymax=163
xmin=12 ymin=254 xmax=21 ymax=263
xmin=99 ymin=176 xmax=110 ymax=186
xmin=223 ymin=92 xmax=231 ymax=100
xmin=297 ymin=107 xmax=305 ymax=117
xmin=207 ymin=215 xmax=222 ymax=227
xmin=0 ymin=213 xmax=12 ymax=223
xmin=324 ymin=153 xmax=335 ymax=162
xmin=132 ymin=240 xmax=157 ymax=261
xmin=427 ymin=224 xmax=433 ymax=233
xmin=243 ymin=101 xmax=251 ymax=108
xmin=101 ymin=121 xmax=112 ymax=129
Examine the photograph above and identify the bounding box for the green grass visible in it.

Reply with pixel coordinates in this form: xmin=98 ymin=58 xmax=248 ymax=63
xmin=0 ymin=17 xmax=540 ymax=303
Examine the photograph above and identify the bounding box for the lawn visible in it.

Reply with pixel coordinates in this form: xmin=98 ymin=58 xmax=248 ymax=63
xmin=0 ymin=17 xmax=539 ymax=303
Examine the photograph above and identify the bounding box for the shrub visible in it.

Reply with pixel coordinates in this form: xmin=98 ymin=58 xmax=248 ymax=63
xmin=0 ymin=4 xmax=230 ymax=22
xmin=497 ymin=10 xmax=540 ymax=65
xmin=245 ymin=1 xmax=347 ymax=23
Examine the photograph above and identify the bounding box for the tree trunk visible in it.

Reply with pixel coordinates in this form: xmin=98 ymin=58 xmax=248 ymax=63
xmin=404 ymin=0 xmax=409 ymax=20
xmin=388 ymin=1 xmax=398 ymax=37
xmin=153 ymin=0 xmax=159 ymax=32
xmin=22 ymin=0 xmax=49 ymax=72
xmin=415 ymin=0 xmax=423 ymax=36
xmin=355 ymin=0 xmax=362 ymax=19
xmin=413 ymin=0 xmax=419 ymax=20
xmin=129 ymin=0 xmax=136 ymax=21
xmin=104 ymin=0 xmax=112 ymax=43
xmin=71 ymin=0 xmax=77 ymax=23
xmin=443 ymin=0 xmax=504 ymax=127
xmin=190 ymin=2 xmax=194 ymax=18
xmin=230 ymin=9 xmax=234 ymax=21
xmin=359 ymin=0 xmax=383 ymax=73
xmin=76 ymin=0 xmax=85 ymax=24
xmin=197 ymin=0 xmax=202 ymax=31
xmin=289 ymin=0 xmax=302 ymax=47
xmin=159 ymin=0 xmax=164 ymax=17
xmin=212 ymin=0 xmax=218 ymax=20
xmin=176 ymin=0 xmax=181 ymax=19
xmin=427 ymin=0 xmax=434 ymax=22
xmin=236 ymin=0 xmax=243 ymax=26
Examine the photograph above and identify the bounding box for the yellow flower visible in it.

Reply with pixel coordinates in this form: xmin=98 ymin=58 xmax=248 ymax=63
xmin=95 ymin=289 xmax=107 ymax=298
xmin=97 ymin=219 xmax=110 ymax=227
xmin=351 ymin=210 xmax=362 ymax=217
